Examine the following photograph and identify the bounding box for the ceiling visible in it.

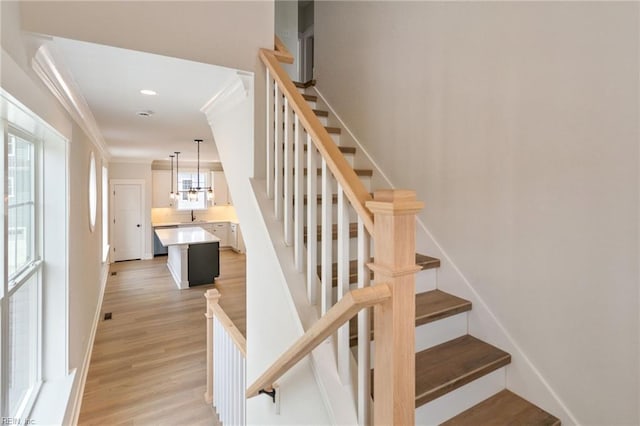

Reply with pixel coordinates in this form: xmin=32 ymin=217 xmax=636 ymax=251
xmin=50 ymin=37 xmax=237 ymax=162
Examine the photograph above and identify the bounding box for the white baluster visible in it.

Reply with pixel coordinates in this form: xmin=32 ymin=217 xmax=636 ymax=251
xmin=294 ymin=115 xmax=304 ymax=271
xmin=222 ymin=330 xmax=227 ymax=425
xmin=284 ymin=99 xmax=294 ymax=244
xmin=274 ymin=86 xmax=283 ymax=219
xmin=214 ymin=317 xmax=219 ymax=410
xmin=266 ymin=70 xmax=274 ymax=199
xmin=231 ymin=345 xmax=237 ymax=426
xmin=321 ymin=159 xmax=333 ymax=315
xmin=357 ymin=218 xmax=371 ymax=426
xmin=241 ymin=355 xmax=246 ymax=424
xmin=306 ymin=134 xmax=318 ymax=305
xmin=337 ymin=185 xmax=350 ymax=384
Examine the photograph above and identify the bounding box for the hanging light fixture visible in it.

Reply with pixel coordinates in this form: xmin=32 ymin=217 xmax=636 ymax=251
xmin=169 ymin=154 xmax=176 ymax=201
xmin=187 ymin=139 xmax=203 ymax=202
xmin=174 ymin=151 xmax=181 ymax=203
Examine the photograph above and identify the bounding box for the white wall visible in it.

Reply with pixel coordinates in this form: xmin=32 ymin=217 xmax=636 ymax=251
xmin=1 ymin=1 xmax=108 ymax=422
xmin=275 ymin=0 xmax=299 ymax=81
xmin=202 ymin=75 xmax=330 ymax=425
xmin=109 ymin=161 xmax=153 ymax=259
xmin=315 ymin=2 xmax=639 ymax=425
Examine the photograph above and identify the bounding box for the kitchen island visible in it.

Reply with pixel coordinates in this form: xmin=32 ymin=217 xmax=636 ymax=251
xmin=154 ymin=226 xmax=220 ymax=289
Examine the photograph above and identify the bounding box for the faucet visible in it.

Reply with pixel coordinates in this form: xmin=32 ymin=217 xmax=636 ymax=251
xmin=191 ymin=210 xmax=196 ymax=222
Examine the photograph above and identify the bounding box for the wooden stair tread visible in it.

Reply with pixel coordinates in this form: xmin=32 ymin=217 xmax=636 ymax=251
xmin=302 ymin=94 xmax=317 ymax=102
xmin=294 ymin=80 xmax=316 ymax=88
xmin=303 ymin=223 xmax=358 ymax=242
xmin=313 ymin=109 xmax=329 ymax=117
xmin=415 ymin=335 xmax=511 ymax=407
xmin=283 ymin=144 xmax=355 ymax=155
xmin=441 ymin=389 xmax=561 ymax=426
xmin=319 ymin=253 xmax=441 ymax=286
xmin=303 ymin=191 xmax=373 ymax=205
xmin=347 ymin=289 xmax=470 ymax=346
xmin=302 ymin=168 xmax=372 ymax=177
xmin=415 ymin=289 xmax=470 ymax=327
xmin=324 ymin=126 xmax=341 ymax=134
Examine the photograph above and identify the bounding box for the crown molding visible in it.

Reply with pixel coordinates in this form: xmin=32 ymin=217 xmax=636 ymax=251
xmin=200 ymin=70 xmax=252 ymax=120
xmin=32 ymin=44 xmax=110 ymax=161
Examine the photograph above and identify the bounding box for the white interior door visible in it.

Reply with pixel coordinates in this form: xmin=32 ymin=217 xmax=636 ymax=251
xmin=113 ymin=183 xmax=143 ymax=261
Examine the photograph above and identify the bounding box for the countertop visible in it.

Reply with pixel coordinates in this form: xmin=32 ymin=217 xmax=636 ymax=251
xmin=152 ymin=219 xmax=240 ymax=227
xmin=155 ymin=226 xmax=221 ymax=246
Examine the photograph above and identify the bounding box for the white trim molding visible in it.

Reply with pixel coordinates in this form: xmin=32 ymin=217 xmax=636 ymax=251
xmin=31 ymin=44 xmax=110 ymax=161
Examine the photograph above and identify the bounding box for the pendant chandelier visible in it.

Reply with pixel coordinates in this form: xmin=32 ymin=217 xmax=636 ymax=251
xmin=186 ymin=139 xmax=214 ymax=203
xmin=168 ymin=154 xmax=176 ymax=201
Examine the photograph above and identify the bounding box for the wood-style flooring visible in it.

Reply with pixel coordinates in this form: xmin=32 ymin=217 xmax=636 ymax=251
xmin=78 ymin=250 xmax=246 ymax=425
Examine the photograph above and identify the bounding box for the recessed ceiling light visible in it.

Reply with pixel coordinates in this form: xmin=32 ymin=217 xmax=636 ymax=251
xmin=140 ymin=89 xmax=157 ymax=96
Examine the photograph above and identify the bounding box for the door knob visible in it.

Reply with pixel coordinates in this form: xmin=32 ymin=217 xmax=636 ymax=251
xmin=136 ymin=224 xmax=141 ymax=228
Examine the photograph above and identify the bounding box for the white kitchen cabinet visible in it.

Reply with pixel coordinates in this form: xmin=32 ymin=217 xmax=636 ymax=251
xmin=229 ymin=223 xmax=245 ymax=253
xmin=152 ymin=170 xmax=173 ymax=208
xmin=211 ymin=171 xmax=231 ymax=206
xmin=209 ymin=222 xmax=230 ymax=247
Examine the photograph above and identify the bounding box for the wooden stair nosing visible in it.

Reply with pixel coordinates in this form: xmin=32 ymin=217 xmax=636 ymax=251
xmin=281 ymin=123 xmax=341 ymax=135
xmin=414 ymin=335 xmax=511 ymax=407
xmin=294 ymin=80 xmax=316 ymax=89
xmin=281 ymin=107 xmax=329 ymax=118
xmin=318 ymin=254 xmax=441 ymax=287
xmin=303 ymin=168 xmax=372 ymax=177
xmin=441 ymin=389 xmax=561 ymax=426
xmin=282 ymin=144 xmax=355 ymax=155
xmin=303 ymin=222 xmax=358 ymax=242
xmin=347 ymin=289 xmax=471 ymax=346
xmin=302 ymin=94 xmax=317 ymax=102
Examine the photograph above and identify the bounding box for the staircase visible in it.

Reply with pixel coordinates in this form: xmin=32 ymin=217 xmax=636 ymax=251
xmin=293 ymin=79 xmax=561 ymax=425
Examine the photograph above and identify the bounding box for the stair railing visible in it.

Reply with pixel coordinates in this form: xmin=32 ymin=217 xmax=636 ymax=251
xmin=256 ymin=36 xmax=423 ymax=425
xmin=205 ymin=289 xmax=246 ymax=425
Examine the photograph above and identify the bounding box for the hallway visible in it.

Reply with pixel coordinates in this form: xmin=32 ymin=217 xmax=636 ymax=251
xmin=78 ymin=250 xmax=246 ymax=425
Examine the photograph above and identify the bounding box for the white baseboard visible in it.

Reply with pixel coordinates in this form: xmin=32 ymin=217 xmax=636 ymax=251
xmin=66 ymin=261 xmax=110 ymax=425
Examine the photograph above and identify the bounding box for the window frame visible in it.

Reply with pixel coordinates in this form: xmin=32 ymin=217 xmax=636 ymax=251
xmin=2 ymin=122 xmax=44 ymax=419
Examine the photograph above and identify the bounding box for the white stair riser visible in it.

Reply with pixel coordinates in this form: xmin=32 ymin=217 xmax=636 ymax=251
xmin=416 ymin=268 xmax=437 ymax=293
xmin=415 ymin=368 xmax=506 ymax=425
xmin=415 ymin=312 xmax=467 ymax=353
xmin=358 ymin=312 xmax=468 ymax=365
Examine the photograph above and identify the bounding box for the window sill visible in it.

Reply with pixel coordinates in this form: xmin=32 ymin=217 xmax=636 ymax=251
xmin=28 ymin=370 xmax=76 ymax=425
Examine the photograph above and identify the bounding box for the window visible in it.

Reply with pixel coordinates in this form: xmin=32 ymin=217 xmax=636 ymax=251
xmin=3 ymin=128 xmax=42 ymax=418
xmin=176 ymin=171 xmax=208 ymax=210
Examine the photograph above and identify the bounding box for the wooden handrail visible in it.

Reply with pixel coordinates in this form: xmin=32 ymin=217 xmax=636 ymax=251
xmin=260 ymin=48 xmax=375 ymax=236
xmin=273 ymin=35 xmax=294 ymax=64
xmin=246 ymin=284 xmax=391 ymax=398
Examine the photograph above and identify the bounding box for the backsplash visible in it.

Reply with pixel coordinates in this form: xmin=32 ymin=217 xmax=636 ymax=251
xmin=151 ymin=205 xmax=239 ymax=225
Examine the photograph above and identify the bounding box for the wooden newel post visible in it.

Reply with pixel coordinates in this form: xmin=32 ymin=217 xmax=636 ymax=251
xmin=366 ymin=190 xmax=424 ymax=426
xmin=204 ymin=289 xmax=221 ymax=404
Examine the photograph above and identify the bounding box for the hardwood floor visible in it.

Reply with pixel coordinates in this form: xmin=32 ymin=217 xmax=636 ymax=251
xmin=78 ymin=250 xmax=246 ymax=425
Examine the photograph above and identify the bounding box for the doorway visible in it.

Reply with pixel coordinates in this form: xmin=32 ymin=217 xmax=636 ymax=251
xmin=111 ymin=180 xmax=144 ymax=261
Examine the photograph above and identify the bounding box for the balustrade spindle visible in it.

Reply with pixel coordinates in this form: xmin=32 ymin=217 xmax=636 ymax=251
xmin=321 ymin=159 xmax=333 ymax=316
xmin=274 ymin=86 xmax=283 ymax=219
xmin=357 ymin=218 xmax=371 ymax=426
xmin=294 ymin=115 xmax=304 ymax=271
xmin=306 ymin=133 xmax=318 ymax=305
xmin=337 ymin=185 xmax=351 ymax=384
xmin=284 ymin=99 xmax=294 ymax=245
xmin=266 ymin=70 xmax=274 ymax=199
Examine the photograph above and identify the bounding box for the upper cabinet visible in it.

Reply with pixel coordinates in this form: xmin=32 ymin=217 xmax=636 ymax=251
xmin=152 ymin=170 xmax=173 ymax=208
xmin=211 ymin=171 xmax=231 ymax=206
